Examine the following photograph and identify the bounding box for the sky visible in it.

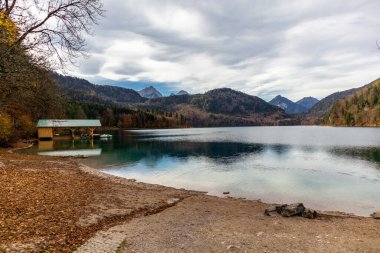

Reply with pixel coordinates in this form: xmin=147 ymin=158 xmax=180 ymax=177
xmin=69 ymin=0 xmax=380 ymax=101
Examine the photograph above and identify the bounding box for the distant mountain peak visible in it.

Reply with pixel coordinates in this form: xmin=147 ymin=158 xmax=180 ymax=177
xmin=296 ymin=97 xmax=319 ymax=111
xmin=138 ymin=86 xmax=163 ymax=99
xmin=170 ymin=90 xmax=190 ymax=96
xmin=269 ymin=95 xmax=307 ymax=114
xmin=177 ymin=90 xmax=189 ymax=95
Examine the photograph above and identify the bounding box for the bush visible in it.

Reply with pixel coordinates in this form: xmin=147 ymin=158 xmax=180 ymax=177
xmin=0 ymin=113 xmax=13 ymax=146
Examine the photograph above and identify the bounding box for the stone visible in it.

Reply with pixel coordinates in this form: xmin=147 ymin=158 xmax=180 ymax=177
xmin=225 ymin=245 xmax=241 ymax=253
xmin=371 ymin=211 xmax=380 ymax=219
xmin=0 ymin=162 xmax=5 ymax=168
xmin=280 ymin=203 xmax=305 ymax=217
xmin=256 ymin=231 xmax=264 ymax=237
xmin=223 ymin=191 xmax=230 ymax=195
xmin=264 ymin=204 xmax=286 ymax=216
xmin=264 ymin=206 xmax=277 ymax=216
xmin=302 ymin=208 xmax=318 ymax=219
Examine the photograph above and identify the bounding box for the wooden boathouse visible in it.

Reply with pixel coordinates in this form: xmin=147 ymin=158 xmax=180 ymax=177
xmin=37 ymin=119 xmax=101 ymax=140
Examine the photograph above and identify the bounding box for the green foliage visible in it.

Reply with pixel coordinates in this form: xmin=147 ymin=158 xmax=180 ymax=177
xmin=64 ymin=102 xmax=87 ymax=119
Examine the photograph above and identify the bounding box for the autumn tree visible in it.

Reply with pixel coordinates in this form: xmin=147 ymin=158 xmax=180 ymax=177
xmin=0 ymin=112 xmax=12 ymax=146
xmin=0 ymin=0 xmax=103 ymax=146
xmin=0 ymin=0 xmax=104 ymax=68
xmin=101 ymin=108 xmax=114 ymax=127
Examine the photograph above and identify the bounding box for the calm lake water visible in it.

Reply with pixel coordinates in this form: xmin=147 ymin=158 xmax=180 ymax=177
xmin=25 ymin=126 xmax=380 ymax=216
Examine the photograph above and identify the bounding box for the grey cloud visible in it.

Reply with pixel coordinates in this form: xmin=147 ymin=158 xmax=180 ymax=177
xmin=72 ymin=0 xmax=380 ymax=101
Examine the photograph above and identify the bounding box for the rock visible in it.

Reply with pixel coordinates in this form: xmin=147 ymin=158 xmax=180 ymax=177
xmin=265 ymin=203 xmax=317 ymax=219
xmin=280 ymin=203 xmax=305 ymax=217
xmin=223 ymin=191 xmax=230 ymax=195
xmin=264 ymin=204 xmax=286 ymax=216
xmin=276 ymin=204 xmax=288 ymax=213
xmin=0 ymin=162 xmax=5 ymax=168
xmin=264 ymin=206 xmax=277 ymax=216
xmin=166 ymin=198 xmax=180 ymax=205
xmin=256 ymin=231 xmax=264 ymax=237
xmin=302 ymin=208 xmax=318 ymax=219
xmin=371 ymin=211 xmax=380 ymax=219
xmin=225 ymin=245 xmax=241 ymax=253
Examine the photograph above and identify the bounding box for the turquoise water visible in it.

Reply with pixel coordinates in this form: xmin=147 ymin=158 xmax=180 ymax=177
xmin=25 ymin=126 xmax=380 ymax=216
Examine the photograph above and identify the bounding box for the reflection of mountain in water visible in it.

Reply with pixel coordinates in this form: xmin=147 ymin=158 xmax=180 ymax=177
xmin=97 ymin=140 xmax=267 ymax=166
xmin=87 ymin=129 xmax=297 ymax=168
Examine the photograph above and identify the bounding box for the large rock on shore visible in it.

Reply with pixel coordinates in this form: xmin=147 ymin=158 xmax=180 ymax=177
xmin=280 ymin=203 xmax=305 ymax=217
xmin=264 ymin=203 xmax=317 ymax=219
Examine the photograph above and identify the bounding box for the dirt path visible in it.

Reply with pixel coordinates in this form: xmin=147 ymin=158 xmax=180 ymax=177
xmin=1 ymin=150 xmax=380 ymax=253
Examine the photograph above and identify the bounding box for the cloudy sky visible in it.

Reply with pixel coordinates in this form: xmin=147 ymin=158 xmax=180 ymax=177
xmin=70 ymin=0 xmax=380 ymax=101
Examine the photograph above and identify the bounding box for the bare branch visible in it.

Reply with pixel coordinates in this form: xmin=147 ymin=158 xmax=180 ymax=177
xmin=5 ymin=0 xmax=104 ymax=69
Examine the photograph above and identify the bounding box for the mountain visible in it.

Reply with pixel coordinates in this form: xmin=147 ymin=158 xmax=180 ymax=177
xmin=54 ymin=74 xmax=296 ymax=127
xmin=307 ymin=88 xmax=359 ymax=117
xmin=170 ymin=90 xmax=190 ymax=96
xmin=325 ymin=78 xmax=380 ymax=126
xmin=269 ymin=95 xmax=307 ymax=114
xmin=54 ymin=73 xmax=146 ymax=105
xmin=138 ymin=86 xmax=163 ymax=99
xmin=296 ymin=97 xmax=319 ymax=110
xmin=177 ymin=90 xmax=189 ymax=95
xmin=143 ymin=88 xmax=294 ymax=126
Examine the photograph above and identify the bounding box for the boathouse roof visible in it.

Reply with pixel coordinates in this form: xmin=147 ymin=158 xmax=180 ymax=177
xmin=37 ymin=119 xmax=101 ymax=128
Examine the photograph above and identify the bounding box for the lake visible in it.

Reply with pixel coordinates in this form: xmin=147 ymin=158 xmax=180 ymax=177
xmin=25 ymin=126 xmax=380 ymax=216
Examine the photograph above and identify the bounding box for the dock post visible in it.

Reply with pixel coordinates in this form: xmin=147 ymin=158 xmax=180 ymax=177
xmin=89 ymin=128 xmax=95 ymax=139
xmin=70 ymin=128 xmax=75 ymax=140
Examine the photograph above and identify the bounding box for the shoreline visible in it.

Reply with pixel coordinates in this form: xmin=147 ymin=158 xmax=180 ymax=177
xmin=1 ymin=150 xmax=379 ymax=252
xmin=97 ymin=166 xmax=368 ymax=218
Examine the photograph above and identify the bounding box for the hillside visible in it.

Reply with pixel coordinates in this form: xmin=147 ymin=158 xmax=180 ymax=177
xmin=269 ymin=95 xmax=307 ymax=114
xmin=147 ymin=88 xmax=282 ymax=115
xmin=325 ymin=78 xmax=380 ymax=126
xmin=144 ymin=88 xmax=293 ymax=126
xmin=307 ymin=88 xmax=360 ymax=117
xmin=54 ymin=74 xmax=146 ymax=105
xmin=54 ymin=74 xmax=296 ymax=127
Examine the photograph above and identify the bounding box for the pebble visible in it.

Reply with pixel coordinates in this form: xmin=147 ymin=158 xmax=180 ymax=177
xmin=256 ymin=231 xmax=264 ymax=237
xmin=371 ymin=211 xmax=380 ymax=219
xmin=0 ymin=162 xmax=5 ymax=168
xmin=226 ymin=245 xmax=240 ymax=252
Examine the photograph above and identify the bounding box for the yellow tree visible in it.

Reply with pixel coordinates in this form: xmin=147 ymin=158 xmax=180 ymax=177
xmin=0 ymin=10 xmax=17 ymax=45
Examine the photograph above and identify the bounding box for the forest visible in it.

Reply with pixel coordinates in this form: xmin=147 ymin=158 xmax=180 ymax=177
xmin=324 ymin=79 xmax=380 ymax=126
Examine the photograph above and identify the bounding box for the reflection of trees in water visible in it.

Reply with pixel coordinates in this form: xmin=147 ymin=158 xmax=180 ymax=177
xmin=331 ymin=148 xmax=380 ymax=168
xmin=270 ymin=144 xmax=291 ymax=155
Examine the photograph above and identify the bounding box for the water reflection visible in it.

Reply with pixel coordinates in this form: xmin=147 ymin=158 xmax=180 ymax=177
xmin=330 ymin=147 xmax=380 ymax=167
xmin=36 ymin=140 xmax=102 ymax=157
xmin=22 ymin=127 xmax=380 ymax=216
